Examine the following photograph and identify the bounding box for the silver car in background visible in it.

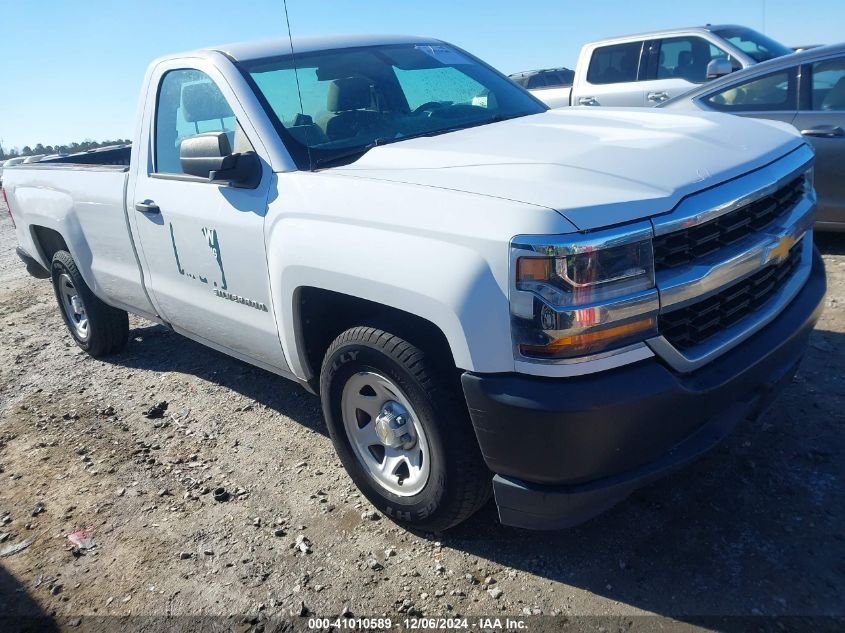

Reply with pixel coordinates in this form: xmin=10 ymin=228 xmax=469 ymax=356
xmin=661 ymin=43 xmax=845 ymax=231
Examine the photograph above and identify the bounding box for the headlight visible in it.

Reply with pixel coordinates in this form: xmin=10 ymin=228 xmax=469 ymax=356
xmin=510 ymin=222 xmax=659 ymax=361
xmin=804 ymin=167 xmax=814 ymax=195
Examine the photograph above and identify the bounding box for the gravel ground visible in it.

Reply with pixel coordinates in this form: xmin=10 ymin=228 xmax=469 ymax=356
xmin=0 ymin=198 xmax=842 ymax=632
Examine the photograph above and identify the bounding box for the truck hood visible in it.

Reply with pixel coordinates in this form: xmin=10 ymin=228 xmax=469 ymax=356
xmin=333 ymin=108 xmax=805 ymax=231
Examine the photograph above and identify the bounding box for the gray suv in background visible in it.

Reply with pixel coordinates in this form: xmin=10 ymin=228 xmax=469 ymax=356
xmin=509 ymin=68 xmax=574 ymax=108
xmin=661 ymin=43 xmax=845 ymax=231
xmin=509 ymin=67 xmax=574 ymax=89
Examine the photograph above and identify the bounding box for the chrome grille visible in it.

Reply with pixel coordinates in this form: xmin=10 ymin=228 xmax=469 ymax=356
xmin=658 ymin=241 xmax=804 ymax=351
xmin=653 ymin=176 xmax=805 ymax=270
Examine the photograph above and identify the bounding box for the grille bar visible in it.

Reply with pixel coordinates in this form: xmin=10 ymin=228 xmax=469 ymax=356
xmin=658 ymin=241 xmax=804 ymax=351
xmin=654 ymin=176 xmax=804 ymax=270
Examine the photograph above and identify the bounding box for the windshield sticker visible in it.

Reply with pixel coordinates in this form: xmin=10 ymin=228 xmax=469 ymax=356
xmin=414 ymin=44 xmax=472 ymax=66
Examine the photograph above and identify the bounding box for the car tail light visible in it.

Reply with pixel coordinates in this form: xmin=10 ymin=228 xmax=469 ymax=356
xmin=1 ymin=188 xmax=14 ymax=227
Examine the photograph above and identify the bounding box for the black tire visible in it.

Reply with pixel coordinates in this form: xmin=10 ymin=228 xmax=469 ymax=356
xmin=320 ymin=326 xmax=492 ymax=531
xmin=51 ymin=250 xmax=129 ymax=357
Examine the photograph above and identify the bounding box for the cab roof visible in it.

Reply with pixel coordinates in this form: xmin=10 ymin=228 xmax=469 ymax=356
xmin=208 ymin=34 xmax=444 ymax=62
xmin=593 ymin=24 xmax=747 ymax=44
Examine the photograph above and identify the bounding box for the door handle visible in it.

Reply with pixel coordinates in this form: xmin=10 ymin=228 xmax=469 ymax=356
xmin=801 ymin=125 xmax=845 ymax=138
xmin=578 ymin=96 xmax=598 ymax=106
xmin=647 ymin=91 xmax=669 ymax=102
xmin=135 ymin=201 xmax=161 ymax=214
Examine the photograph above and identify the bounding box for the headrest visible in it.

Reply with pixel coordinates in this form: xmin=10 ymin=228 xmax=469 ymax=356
xmin=678 ymin=50 xmax=693 ymax=66
xmin=327 ymin=77 xmax=372 ymax=112
xmin=182 ymin=82 xmax=234 ymax=123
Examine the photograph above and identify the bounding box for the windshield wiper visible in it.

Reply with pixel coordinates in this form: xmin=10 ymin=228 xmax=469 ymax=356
xmin=405 ymin=112 xmax=528 ymax=141
xmin=312 ymin=113 xmax=530 ymax=169
xmin=312 ymin=137 xmax=394 ymax=170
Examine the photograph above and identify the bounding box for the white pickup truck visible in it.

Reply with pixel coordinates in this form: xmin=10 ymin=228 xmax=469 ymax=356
xmin=531 ymin=24 xmax=794 ymax=108
xmin=4 ymin=35 xmax=826 ymax=530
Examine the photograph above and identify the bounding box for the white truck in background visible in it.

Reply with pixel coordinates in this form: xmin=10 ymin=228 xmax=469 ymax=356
xmin=530 ymin=24 xmax=795 ymax=108
xmin=3 ymin=35 xmax=825 ymax=531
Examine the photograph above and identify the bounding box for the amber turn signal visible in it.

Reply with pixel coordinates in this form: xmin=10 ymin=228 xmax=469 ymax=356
xmin=516 ymin=256 xmax=551 ymax=282
xmin=519 ymin=317 xmax=656 ymax=358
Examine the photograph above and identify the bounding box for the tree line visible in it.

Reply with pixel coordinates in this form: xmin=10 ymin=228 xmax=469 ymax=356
xmin=0 ymin=139 xmax=131 ymax=161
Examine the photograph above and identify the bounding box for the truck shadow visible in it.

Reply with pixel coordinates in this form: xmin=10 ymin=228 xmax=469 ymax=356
xmin=109 ymin=323 xmax=328 ymax=437
xmin=444 ymin=327 xmax=844 ymax=622
xmin=0 ymin=566 xmax=59 ymax=632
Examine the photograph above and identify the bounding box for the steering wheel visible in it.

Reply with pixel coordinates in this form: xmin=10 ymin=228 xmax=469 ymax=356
xmin=413 ymin=101 xmax=446 ymax=115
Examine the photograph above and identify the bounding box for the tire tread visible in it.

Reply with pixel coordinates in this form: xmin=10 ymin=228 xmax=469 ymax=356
xmin=51 ymin=250 xmax=129 ymax=357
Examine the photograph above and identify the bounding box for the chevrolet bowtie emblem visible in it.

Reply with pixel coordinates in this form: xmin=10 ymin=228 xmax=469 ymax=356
xmin=766 ymin=234 xmax=797 ymax=264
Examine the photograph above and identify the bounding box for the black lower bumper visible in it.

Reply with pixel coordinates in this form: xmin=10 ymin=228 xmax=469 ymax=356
xmin=462 ymin=249 xmax=827 ymax=530
xmin=16 ymin=247 xmax=50 ymax=279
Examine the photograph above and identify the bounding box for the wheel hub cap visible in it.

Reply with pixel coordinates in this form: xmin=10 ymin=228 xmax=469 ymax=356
xmin=341 ymin=371 xmax=431 ymax=496
xmin=374 ymin=402 xmax=417 ymax=450
xmin=58 ymin=273 xmax=89 ymax=341
xmin=71 ymin=295 xmax=85 ymax=314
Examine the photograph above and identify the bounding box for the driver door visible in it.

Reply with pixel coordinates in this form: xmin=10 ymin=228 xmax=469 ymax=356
xmin=128 ymin=63 xmax=288 ymax=372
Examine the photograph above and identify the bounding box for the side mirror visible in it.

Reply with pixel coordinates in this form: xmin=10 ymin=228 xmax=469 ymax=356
xmin=706 ymin=58 xmax=733 ymax=80
xmin=179 ymin=132 xmax=260 ymax=187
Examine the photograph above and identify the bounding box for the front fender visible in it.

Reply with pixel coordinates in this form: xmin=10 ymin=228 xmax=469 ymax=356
xmin=267 ymin=218 xmax=512 ymax=378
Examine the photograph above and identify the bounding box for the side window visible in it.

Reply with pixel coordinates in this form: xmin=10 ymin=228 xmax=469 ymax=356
xmin=556 ymin=69 xmax=575 ymax=85
xmin=703 ymin=69 xmax=797 ymax=111
xmin=811 ymin=57 xmax=845 ymax=111
xmin=655 ymin=37 xmax=730 ymax=83
xmin=155 ymin=69 xmax=245 ymax=175
xmin=587 ymin=42 xmax=643 ymax=85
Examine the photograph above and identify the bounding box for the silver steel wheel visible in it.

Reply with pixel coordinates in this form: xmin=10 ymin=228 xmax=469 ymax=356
xmin=58 ymin=273 xmax=89 ymax=341
xmin=341 ymin=371 xmax=431 ymax=496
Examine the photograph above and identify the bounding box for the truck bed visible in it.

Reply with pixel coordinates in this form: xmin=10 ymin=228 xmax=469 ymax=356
xmin=39 ymin=145 xmax=132 ymax=168
xmin=4 ymin=161 xmax=154 ymax=317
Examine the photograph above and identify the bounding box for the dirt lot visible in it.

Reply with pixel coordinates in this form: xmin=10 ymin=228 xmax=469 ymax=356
xmin=0 ymin=199 xmax=842 ymax=632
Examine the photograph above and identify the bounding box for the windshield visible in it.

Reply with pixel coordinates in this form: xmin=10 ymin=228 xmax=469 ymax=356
xmin=240 ymin=43 xmax=546 ymax=169
xmin=711 ymin=27 xmax=793 ymax=63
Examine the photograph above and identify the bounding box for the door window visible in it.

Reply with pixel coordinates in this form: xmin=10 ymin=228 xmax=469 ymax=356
xmin=586 ymin=41 xmax=643 ymax=85
xmin=810 ymin=57 xmax=845 ymax=111
xmin=702 ymin=69 xmax=797 ymax=111
xmin=654 ymin=37 xmax=732 ymax=83
xmin=154 ymin=69 xmax=246 ymax=175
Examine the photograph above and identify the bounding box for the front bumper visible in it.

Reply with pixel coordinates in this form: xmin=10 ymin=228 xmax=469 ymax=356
xmin=461 ymin=248 xmax=826 ymax=530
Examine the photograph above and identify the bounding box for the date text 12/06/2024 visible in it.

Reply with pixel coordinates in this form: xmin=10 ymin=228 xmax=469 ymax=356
xmin=306 ymin=617 xmax=529 ymax=630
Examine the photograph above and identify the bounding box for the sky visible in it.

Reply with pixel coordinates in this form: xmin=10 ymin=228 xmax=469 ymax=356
xmin=1 ymin=0 xmax=843 ymax=151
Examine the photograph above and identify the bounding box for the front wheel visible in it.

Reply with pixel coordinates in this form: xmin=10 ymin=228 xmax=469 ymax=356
xmin=51 ymin=250 xmax=129 ymax=357
xmin=320 ymin=326 xmax=491 ymax=531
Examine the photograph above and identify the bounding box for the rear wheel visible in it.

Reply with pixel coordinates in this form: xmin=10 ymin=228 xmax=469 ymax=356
xmin=320 ymin=326 xmax=491 ymax=531
xmin=51 ymin=250 xmax=129 ymax=357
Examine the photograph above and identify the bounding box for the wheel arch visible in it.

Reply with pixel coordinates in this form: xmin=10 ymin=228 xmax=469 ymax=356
xmin=294 ymin=286 xmax=460 ymax=392
xmin=30 ymin=225 xmax=69 ymax=265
